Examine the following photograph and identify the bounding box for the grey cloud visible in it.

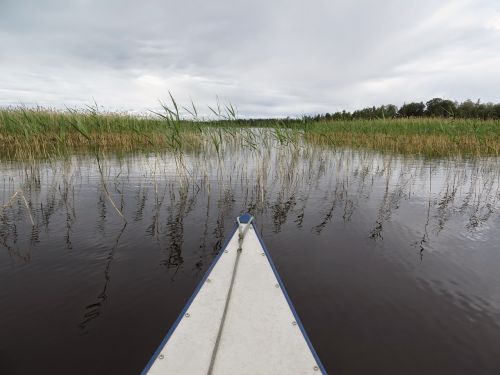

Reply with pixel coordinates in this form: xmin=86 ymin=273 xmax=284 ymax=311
xmin=1 ymin=0 xmax=500 ymax=116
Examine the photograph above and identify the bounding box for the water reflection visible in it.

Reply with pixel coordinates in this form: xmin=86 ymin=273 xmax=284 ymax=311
xmin=0 ymin=141 xmax=499 ymax=374
xmin=1 ymin=147 xmax=499 ymax=269
xmin=79 ymin=223 xmax=127 ymax=333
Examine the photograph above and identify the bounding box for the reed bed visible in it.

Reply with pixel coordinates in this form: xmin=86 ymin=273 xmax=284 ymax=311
xmin=0 ymin=107 xmax=203 ymax=159
xmin=304 ymin=118 xmax=500 ymax=157
xmin=1 ymin=106 xmax=499 ymax=160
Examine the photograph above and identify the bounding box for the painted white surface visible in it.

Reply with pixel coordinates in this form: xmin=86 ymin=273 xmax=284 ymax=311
xmin=147 ymin=225 xmax=320 ymax=375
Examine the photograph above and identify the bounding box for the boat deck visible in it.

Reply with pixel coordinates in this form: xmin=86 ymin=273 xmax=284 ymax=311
xmin=142 ymin=215 xmax=325 ymax=374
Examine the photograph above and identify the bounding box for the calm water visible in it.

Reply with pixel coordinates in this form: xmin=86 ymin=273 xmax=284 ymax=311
xmin=1 ymin=142 xmax=499 ymax=374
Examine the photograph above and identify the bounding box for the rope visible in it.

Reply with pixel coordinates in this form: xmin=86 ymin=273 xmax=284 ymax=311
xmin=207 ymin=216 xmax=254 ymax=374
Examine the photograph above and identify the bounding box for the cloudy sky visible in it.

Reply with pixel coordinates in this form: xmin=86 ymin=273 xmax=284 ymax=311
xmin=1 ymin=0 xmax=500 ymax=117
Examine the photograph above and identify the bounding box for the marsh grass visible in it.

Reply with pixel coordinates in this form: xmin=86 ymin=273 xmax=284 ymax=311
xmin=0 ymin=106 xmax=206 ymax=159
xmin=1 ymin=106 xmax=499 ymax=160
xmin=304 ymin=118 xmax=500 ymax=156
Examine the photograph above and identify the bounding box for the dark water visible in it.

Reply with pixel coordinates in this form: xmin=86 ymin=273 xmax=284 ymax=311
xmin=1 ymin=144 xmax=499 ymax=374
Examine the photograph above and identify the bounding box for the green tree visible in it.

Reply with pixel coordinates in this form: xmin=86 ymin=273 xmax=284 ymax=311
xmin=425 ymin=98 xmax=456 ymax=117
xmin=398 ymin=102 xmax=425 ymax=117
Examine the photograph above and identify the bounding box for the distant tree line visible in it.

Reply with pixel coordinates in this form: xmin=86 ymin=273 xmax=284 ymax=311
xmin=306 ymin=98 xmax=500 ymax=121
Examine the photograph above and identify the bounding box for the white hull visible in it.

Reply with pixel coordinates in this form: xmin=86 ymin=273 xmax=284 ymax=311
xmin=142 ymin=215 xmax=325 ymax=374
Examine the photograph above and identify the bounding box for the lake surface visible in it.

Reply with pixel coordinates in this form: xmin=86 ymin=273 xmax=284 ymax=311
xmin=1 ymin=141 xmax=499 ymax=374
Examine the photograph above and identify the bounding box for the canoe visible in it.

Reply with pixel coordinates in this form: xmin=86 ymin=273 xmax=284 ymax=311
xmin=142 ymin=213 xmax=326 ymax=374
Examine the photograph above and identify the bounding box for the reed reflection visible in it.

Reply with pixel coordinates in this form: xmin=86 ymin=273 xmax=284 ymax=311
xmin=1 ymin=144 xmax=499 ymax=265
xmin=0 ymin=140 xmax=498 ymax=339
